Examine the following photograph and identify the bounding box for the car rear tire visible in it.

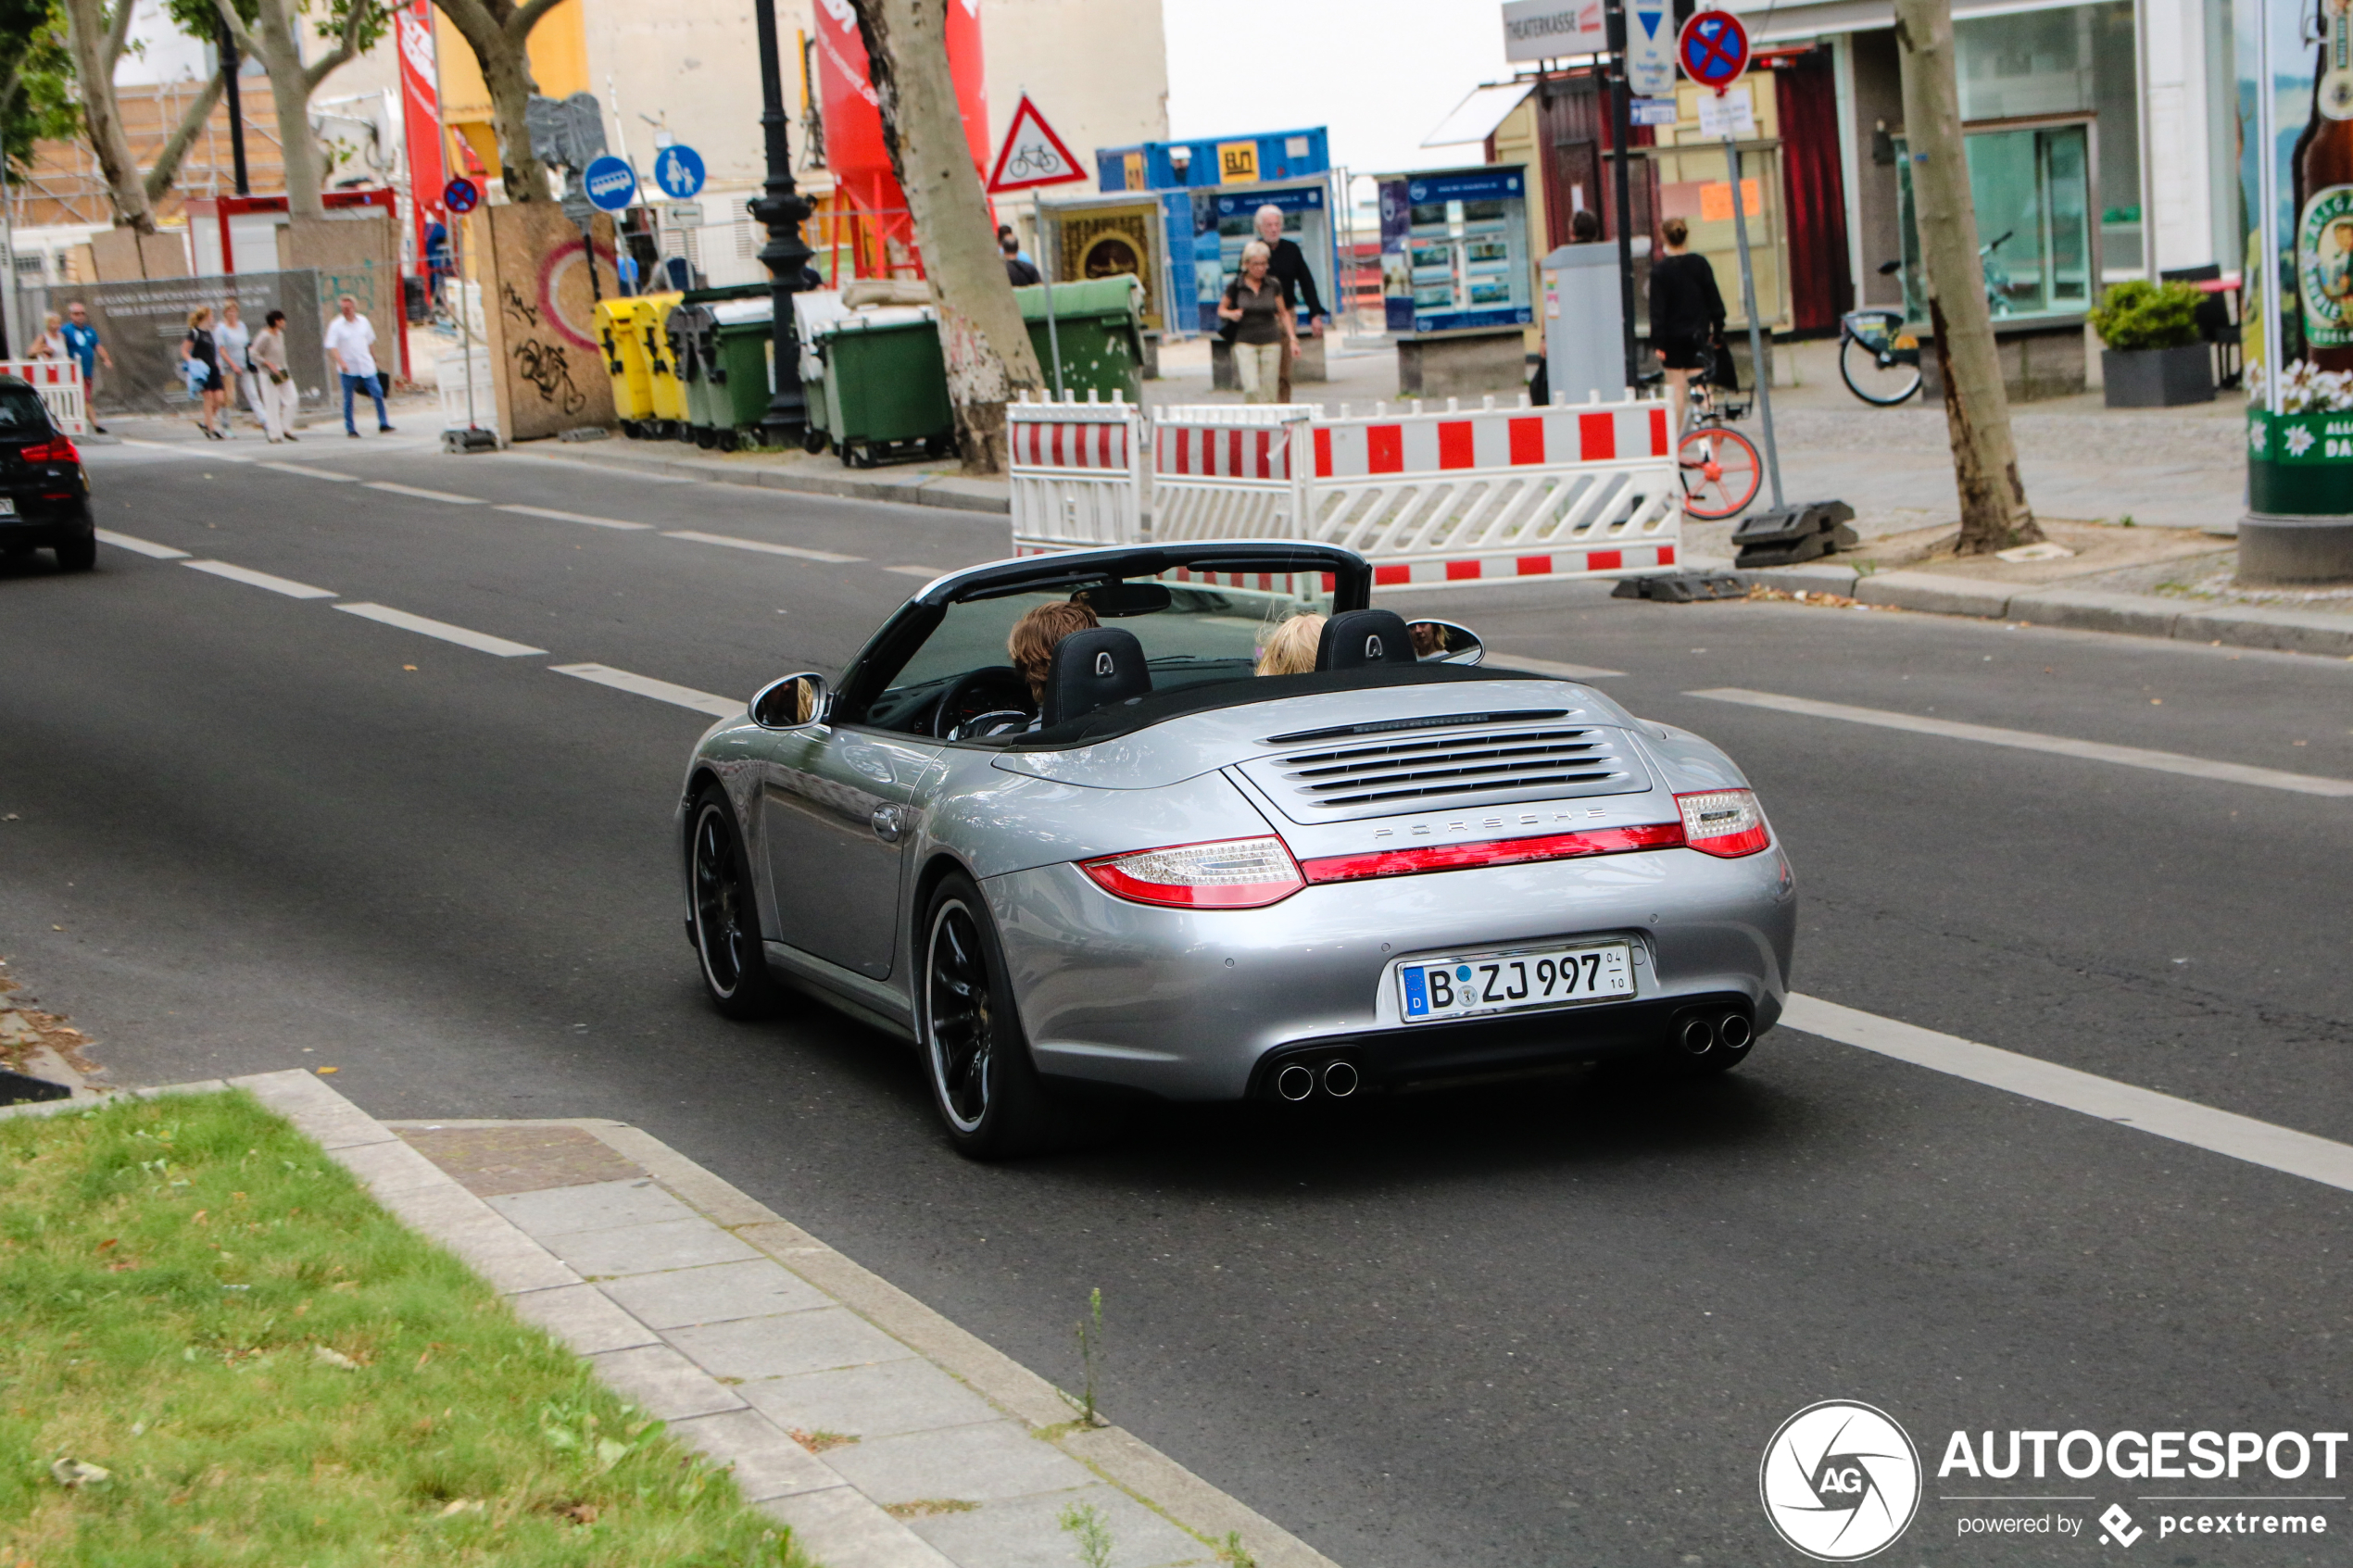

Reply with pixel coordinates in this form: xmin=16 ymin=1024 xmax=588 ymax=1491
xmin=688 ymin=788 xmax=782 ymax=1020
xmin=919 ymin=873 xmax=1059 ymax=1159
xmin=53 ymin=534 xmax=95 ymax=572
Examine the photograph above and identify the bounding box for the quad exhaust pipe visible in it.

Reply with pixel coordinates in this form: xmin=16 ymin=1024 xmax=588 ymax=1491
xmin=1273 ymin=1058 xmax=1362 ymax=1102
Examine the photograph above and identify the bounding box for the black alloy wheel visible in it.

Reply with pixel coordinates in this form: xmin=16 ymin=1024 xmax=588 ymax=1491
xmin=689 ymin=789 xmax=780 ymax=1019
xmin=920 ymin=874 xmax=1057 ymax=1158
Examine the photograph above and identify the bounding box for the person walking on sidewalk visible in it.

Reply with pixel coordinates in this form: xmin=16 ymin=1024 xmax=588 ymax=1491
xmin=1254 ymin=205 xmax=1324 ymax=403
xmin=1001 ymin=232 xmax=1041 ymax=287
xmin=247 ymin=309 xmax=299 ymax=444
xmin=215 ymin=299 xmax=254 ymax=435
xmin=324 ymin=295 xmax=393 ymax=436
xmin=58 ymin=302 xmax=112 ymax=433
xmin=1217 ymin=241 xmax=1296 ymax=406
xmin=181 ymin=307 xmax=228 ymax=440
xmin=1648 ymin=217 xmax=1727 ymax=436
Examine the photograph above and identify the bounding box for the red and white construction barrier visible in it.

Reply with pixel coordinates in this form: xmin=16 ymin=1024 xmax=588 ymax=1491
xmin=1008 ymin=391 xmax=1146 ymax=554
xmin=0 ymin=360 xmax=89 ymax=436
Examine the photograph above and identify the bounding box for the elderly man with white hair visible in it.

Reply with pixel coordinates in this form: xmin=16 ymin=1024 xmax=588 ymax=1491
xmin=1253 ymin=204 xmax=1327 ymax=402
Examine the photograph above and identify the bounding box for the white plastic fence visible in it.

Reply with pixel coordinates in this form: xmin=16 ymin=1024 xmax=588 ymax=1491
xmin=1007 ymin=391 xmax=1146 ymax=555
xmin=436 ymin=349 xmax=498 ymax=439
xmin=1009 ymin=391 xmax=1683 ymax=587
xmin=0 ymin=360 xmax=88 ymax=435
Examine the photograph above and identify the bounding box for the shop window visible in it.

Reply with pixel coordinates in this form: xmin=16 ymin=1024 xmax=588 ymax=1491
xmin=1894 ymin=122 xmax=2095 ymax=320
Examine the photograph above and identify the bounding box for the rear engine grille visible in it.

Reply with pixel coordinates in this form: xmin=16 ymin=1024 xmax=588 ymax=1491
xmin=1269 ymin=725 xmax=1637 ymax=809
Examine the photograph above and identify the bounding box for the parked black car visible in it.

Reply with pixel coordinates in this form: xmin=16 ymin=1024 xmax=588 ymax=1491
xmin=0 ymin=375 xmax=92 ymax=572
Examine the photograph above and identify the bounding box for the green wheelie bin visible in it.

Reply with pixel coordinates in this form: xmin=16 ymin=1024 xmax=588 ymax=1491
xmin=672 ymin=283 xmax=769 ymax=446
xmin=706 ymin=298 xmax=778 ymax=451
xmin=1013 ymin=275 xmax=1145 ymax=405
xmin=812 ymin=306 xmax=955 ymax=467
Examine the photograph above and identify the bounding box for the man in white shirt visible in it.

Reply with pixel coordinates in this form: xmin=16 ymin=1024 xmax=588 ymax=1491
xmin=322 ymin=294 xmax=393 ymax=437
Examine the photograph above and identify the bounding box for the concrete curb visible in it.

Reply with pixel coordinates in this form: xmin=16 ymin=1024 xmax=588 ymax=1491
xmin=4 ymin=1081 xmax=1333 ymax=1568
xmin=1738 ymin=563 xmax=2353 ymax=659
xmin=514 ymin=441 xmax=1013 ymax=518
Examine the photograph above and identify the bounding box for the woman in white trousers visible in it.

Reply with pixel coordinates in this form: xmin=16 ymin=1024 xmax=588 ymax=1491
xmin=246 ymin=309 xmax=301 ymax=442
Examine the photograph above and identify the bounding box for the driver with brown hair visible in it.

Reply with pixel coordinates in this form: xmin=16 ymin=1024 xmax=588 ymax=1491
xmin=1008 ymin=600 xmax=1101 ymax=704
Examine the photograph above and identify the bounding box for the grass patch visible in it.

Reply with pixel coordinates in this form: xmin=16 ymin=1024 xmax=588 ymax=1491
xmin=0 ymin=1091 xmax=812 ymax=1567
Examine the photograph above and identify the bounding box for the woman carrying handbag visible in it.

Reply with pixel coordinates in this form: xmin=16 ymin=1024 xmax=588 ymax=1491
xmin=1215 ymin=240 xmax=1297 ymax=406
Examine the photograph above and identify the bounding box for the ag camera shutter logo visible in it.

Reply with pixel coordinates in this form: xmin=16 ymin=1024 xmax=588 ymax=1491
xmin=1760 ymin=1401 xmax=1921 ymax=1561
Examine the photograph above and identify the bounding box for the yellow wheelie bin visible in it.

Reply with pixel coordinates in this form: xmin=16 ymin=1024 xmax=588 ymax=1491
xmin=597 ymin=299 xmax=657 ymax=437
xmin=635 ymin=291 xmax=686 ymax=440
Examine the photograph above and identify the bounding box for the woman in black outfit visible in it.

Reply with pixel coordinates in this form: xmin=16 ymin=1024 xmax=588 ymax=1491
xmin=182 ymin=306 xmax=227 ymax=440
xmin=1647 ymin=216 xmax=1727 ymax=435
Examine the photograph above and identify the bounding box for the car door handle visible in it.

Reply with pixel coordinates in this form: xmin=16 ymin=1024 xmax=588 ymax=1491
xmin=870 ymin=804 xmax=905 ymax=843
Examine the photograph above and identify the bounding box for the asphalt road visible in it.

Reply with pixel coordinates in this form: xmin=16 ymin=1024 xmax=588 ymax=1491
xmin=6 ymin=433 xmax=2352 ymax=1567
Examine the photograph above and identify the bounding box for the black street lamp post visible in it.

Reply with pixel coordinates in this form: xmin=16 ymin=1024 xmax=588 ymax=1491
xmin=749 ymin=0 xmax=815 ymax=444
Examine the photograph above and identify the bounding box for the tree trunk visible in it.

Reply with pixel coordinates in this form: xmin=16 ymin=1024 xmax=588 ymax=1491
xmin=853 ymin=0 xmax=1040 ymax=475
xmin=480 ymin=33 xmax=549 ymax=201
xmin=251 ymin=0 xmax=322 ymax=218
xmin=1893 ymin=0 xmax=2042 ymax=553
xmin=59 ymin=0 xmax=156 ymax=232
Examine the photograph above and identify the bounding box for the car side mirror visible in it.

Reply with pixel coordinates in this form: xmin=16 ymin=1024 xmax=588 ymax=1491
xmin=750 ymin=672 xmax=830 ymax=729
xmin=1409 ymin=621 xmax=1483 ymax=665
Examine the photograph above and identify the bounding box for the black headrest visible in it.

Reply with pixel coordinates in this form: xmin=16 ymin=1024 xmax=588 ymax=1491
xmin=1042 ymin=626 xmax=1152 ymax=727
xmin=1315 ymin=608 xmax=1416 ymax=671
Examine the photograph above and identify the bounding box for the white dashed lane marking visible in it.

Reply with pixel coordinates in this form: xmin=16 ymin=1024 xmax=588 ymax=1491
xmin=1494 ymin=652 xmax=1625 ymax=679
xmin=257 ymin=461 xmax=360 ymax=482
xmin=663 ymin=529 xmax=865 ymax=564
xmin=884 ymin=565 xmax=947 ymax=579
xmin=94 ymin=530 xmax=188 ymax=559
xmin=182 ymin=559 xmax=337 ymax=599
xmin=362 ymin=481 xmax=484 ymax=505
xmin=548 ymin=662 xmax=738 ymax=718
xmin=1690 ymin=688 xmax=2353 ymax=798
xmin=1787 ymin=995 xmax=2353 ymax=1197
xmin=335 ymin=603 xmax=547 ymax=657
xmin=494 ymin=503 xmax=652 ymax=531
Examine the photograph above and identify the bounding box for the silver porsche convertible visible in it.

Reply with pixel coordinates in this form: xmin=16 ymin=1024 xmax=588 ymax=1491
xmin=677 ymin=541 xmax=1795 ymax=1157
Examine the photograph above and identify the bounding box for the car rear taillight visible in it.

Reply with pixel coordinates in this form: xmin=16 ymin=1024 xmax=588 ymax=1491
xmin=20 ymin=437 xmax=77 ymax=464
xmin=1299 ymin=823 xmax=1686 ymax=885
xmin=1675 ymin=788 xmax=1771 ymax=857
xmin=1080 ymin=835 xmax=1304 ymax=909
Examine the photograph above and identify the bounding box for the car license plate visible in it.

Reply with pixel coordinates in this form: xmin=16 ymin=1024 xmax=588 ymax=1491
xmin=1395 ymin=942 xmax=1634 ymax=1023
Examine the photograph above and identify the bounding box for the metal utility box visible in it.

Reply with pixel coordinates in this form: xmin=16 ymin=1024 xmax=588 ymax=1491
xmin=1541 ymin=243 xmax=1629 ymax=403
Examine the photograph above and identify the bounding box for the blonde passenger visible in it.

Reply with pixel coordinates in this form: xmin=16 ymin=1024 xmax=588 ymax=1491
xmin=1255 ymin=612 xmax=1326 ymax=676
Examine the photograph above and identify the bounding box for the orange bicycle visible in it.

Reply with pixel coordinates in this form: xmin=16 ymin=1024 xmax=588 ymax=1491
xmin=1677 ymin=348 xmax=1762 ymax=521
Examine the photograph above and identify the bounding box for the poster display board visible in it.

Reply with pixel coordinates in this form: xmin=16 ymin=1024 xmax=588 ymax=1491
xmin=1376 ymin=166 xmax=1535 ymax=335
xmin=22 ymin=271 xmax=328 ymax=415
xmin=1038 ymin=194 xmax=1166 ymax=332
xmin=1189 ymin=179 xmax=1336 ymax=332
xmin=2241 ymin=0 xmax=2353 ymax=522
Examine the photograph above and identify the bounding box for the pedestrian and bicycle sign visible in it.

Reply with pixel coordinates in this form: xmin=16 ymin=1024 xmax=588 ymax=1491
xmin=1678 ymin=9 xmax=1751 ymax=89
xmin=443 ymin=177 xmax=479 ymax=214
xmin=582 ymin=154 xmax=636 ymax=212
xmin=987 ymin=94 xmax=1087 ymax=194
xmin=652 ymin=144 xmax=706 ymax=200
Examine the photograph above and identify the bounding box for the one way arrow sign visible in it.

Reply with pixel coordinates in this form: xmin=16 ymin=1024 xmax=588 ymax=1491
xmin=1628 ymin=0 xmax=1674 ymax=97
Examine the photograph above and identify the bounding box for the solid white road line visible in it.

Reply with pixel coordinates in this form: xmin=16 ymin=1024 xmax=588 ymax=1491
xmin=182 ymin=559 xmax=337 ymax=599
xmin=94 ymin=529 xmax=189 ymax=559
xmin=1495 ymin=652 xmax=1627 ymax=679
xmin=361 ymin=481 xmax=484 ymax=505
xmin=1784 ymin=994 xmax=2353 ymax=1197
xmin=508 ymin=453 xmax=698 ymax=483
xmin=549 ymin=662 xmax=738 ymax=719
xmin=258 ymin=461 xmax=360 ymax=482
xmin=1691 ymin=687 xmax=2353 ymax=798
xmin=334 ymin=603 xmax=546 ymax=657
xmin=662 ymin=530 xmax=864 ymax=564
xmin=494 ymin=503 xmax=652 ymax=532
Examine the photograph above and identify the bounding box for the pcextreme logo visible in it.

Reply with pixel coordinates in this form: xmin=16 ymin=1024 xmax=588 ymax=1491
xmin=1760 ymin=1400 xmax=1924 ymax=1561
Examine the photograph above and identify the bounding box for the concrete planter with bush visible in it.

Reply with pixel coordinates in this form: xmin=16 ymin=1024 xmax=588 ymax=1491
xmin=2089 ymin=281 xmax=2214 ymax=408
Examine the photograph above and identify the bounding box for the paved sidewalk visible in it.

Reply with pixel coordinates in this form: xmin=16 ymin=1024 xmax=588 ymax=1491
xmin=4 ymin=1073 xmax=1324 ymax=1568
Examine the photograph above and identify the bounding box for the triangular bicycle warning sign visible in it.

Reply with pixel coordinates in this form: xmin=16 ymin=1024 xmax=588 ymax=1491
xmin=988 ymin=94 xmax=1088 ymax=194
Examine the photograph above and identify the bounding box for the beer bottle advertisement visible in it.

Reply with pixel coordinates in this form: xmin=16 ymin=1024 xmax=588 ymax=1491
xmin=2298 ymin=0 xmax=2353 ymax=366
